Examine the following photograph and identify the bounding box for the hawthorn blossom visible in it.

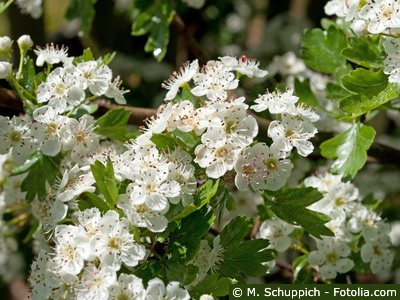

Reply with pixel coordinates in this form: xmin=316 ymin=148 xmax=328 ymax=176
xmin=194 ymin=140 xmax=241 ymax=179
xmin=32 ymin=105 xmax=71 ymax=156
xmin=34 ymin=44 xmax=69 ymax=66
xmin=162 ymin=60 xmax=199 ymax=100
xmin=75 ymin=61 xmax=113 ymax=96
xmin=105 ymin=76 xmax=129 ymax=104
xmin=126 ymin=168 xmax=180 ymax=211
xmin=108 ymin=274 xmax=146 ymax=300
xmin=146 ymin=278 xmax=190 ymax=300
xmin=0 ymin=61 xmax=12 ymax=79
xmin=268 ymin=114 xmax=318 ymax=157
xmin=29 ymin=250 xmax=52 ymax=300
xmin=361 ymin=222 xmax=394 ymax=274
xmin=15 ymin=0 xmax=42 ymax=19
xmin=257 ymin=217 xmax=294 ymax=252
xmin=234 ymin=142 xmax=293 ymax=191
xmin=166 ymin=100 xmax=197 ymax=132
xmin=359 ymin=0 xmax=400 ymax=34
xmin=0 ymin=116 xmax=36 ymax=164
xmin=191 ymin=60 xmax=238 ymax=101
xmin=220 ymin=55 xmax=268 ymax=78
xmin=251 ymin=89 xmax=299 ymax=114
xmin=308 ymin=237 xmax=354 ymax=279
xmin=90 ymin=211 xmax=146 ymax=270
xmin=77 ymin=264 xmax=117 ymax=300
xmin=324 ymin=0 xmax=360 ymax=21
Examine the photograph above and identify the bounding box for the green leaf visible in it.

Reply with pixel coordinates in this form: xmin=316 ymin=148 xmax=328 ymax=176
xmin=320 ymin=123 xmax=376 ymax=179
xmin=220 ymin=239 xmax=277 ymax=277
xmin=171 ymin=179 xmax=219 ymax=221
xmin=339 ymin=83 xmax=399 ymax=118
xmin=170 ymin=130 xmax=199 ymax=149
xmin=326 ymin=83 xmax=354 ymax=102
xmin=0 ymin=0 xmax=12 ymax=15
xmin=341 ymin=36 xmax=385 ymax=69
xmin=191 ymin=274 xmax=232 ymax=298
xmin=301 ymin=26 xmax=348 ymax=74
xmin=21 ymin=153 xmax=61 ymax=202
xmin=165 ymin=262 xmax=199 ymax=285
xmin=294 ymin=79 xmax=319 ymax=107
xmin=82 ymin=48 xmax=94 ymax=61
xmin=220 ymin=216 xmax=252 ymax=248
xmin=266 ymin=187 xmax=334 ymax=239
xmin=95 ymin=109 xmax=131 ymax=141
xmin=169 ymin=207 xmax=215 ymax=261
xmin=90 ymin=159 xmax=118 ymax=207
xmin=11 ymin=151 xmax=41 ymax=175
xmin=292 ymin=255 xmax=309 ymax=282
xmin=79 ymin=192 xmax=111 ymax=213
xmin=66 ymin=0 xmax=97 ymax=34
xmin=341 ymin=69 xmax=388 ymax=97
xmin=151 ymin=134 xmax=178 ymax=151
xmin=209 ymin=183 xmax=235 ymax=225
xmin=19 ymin=57 xmax=36 ymax=95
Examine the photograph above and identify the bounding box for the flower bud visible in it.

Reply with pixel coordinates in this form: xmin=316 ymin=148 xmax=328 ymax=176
xmin=0 ymin=36 xmax=12 ymax=56
xmin=17 ymin=35 xmax=33 ymax=51
xmin=351 ymin=19 xmax=368 ymax=36
xmin=0 ymin=61 xmax=12 ymax=79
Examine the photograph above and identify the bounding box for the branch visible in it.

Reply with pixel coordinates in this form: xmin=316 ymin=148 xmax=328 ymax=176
xmin=172 ymin=14 xmax=208 ymax=64
xmin=1 ymin=87 xmax=400 ymax=168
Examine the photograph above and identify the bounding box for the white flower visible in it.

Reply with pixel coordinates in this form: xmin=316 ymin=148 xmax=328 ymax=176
xmin=144 ymin=104 xmax=174 ymax=135
xmin=0 ymin=116 xmax=36 ymax=164
xmin=347 ymin=203 xmax=381 ymax=233
xmin=220 ymin=55 xmax=268 ymax=78
xmin=352 ymin=19 xmax=368 ymax=35
xmin=64 ymin=114 xmax=100 ymax=160
xmin=56 ymin=164 xmax=95 ymax=202
xmin=304 ymin=172 xmax=343 ymax=192
xmin=194 ymin=140 xmax=241 ymax=179
xmin=324 ymin=0 xmax=360 ymax=21
xmin=90 ymin=210 xmax=146 ymax=269
xmin=15 ymin=0 xmax=43 ymax=18
xmin=361 ymin=222 xmax=393 ymax=274
xmin=37 ymin=66 xmax=85 ymax=108
xmin=268 ymin=52 xmax=306 ymax=77
xmin=308 ymin=237 xmax=354 ymax=279
xmin=257 ymin=217 xmax=294 ymax=252
xmin=105 ymin=76 xmax=129 ymax=104
xmin=118 ymin=195 xmax=169 ymax=233
xmin=32 ymin=105 xmax=71 ymax=156
xmin=109 ymin=273 xmax=146 ymax=300
xmin=0 ymin=61 xmax=12 ymax=79
xmin=166 ymin=100 xmax=196 ymax=132
xmin=191 ymin=60 xmax=238 ymax=102
xmin=308 ymin=182 xmax=359 ymax=218
xmin=384 ymin=38 xmax=400 ymax=75
xmin=31 ymin=197 xmax=68 ymax=233
xmin=234 ymin=141 xmax=293 ymax=191
xmin=75 ymin=61 xmax=113 ymax=96
xmin=127 ymin=168 xmax=180 ymax=211
xmin=29 ymin=250 xmax=52 ymax=300
xmin=162 ymin=60 xmax=198 ymax=101
xmin=34 ymin=44 xmax=69 ymax=66
xmin=52 ymin=225 xmax=90 ymax=275
xmin=268 ymin=114 xmax=317 ymax=157
xmin=359 ymin=0 xmax=400 ymax=34
xmin=77 ymin=207 xmax=102 ymax=239
xmin=181 ymin=0 xmax=206 ymax=9
xmin=202 ymin=98 xmax=258 ymax=147
xmin=146 ymin=278 xmax=190 ymax=300
xmin=77 ymin=264 xmax=117 ymax=300
xmin=167 ymin=164 xmax=196 ymax=205
xmin=251 ymin=89 xmax=298 ymax=114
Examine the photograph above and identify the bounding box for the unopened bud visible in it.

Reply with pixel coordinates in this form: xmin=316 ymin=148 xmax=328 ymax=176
xmin=0 ymin=36 xmax=12 ymax=56
xmin=17 ymin=35 xmax=33 ymax=51
xmin=351 ymin=19 xmax=368 ymax=36
xmin=0 ymin=61 xmax=12 ymax=79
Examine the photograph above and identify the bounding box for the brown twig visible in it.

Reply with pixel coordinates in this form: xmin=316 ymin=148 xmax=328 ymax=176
xmin=1 ymin=88 xmax=400 ymax=168
xmin=172 ymin=14 xmax=207 ymax=64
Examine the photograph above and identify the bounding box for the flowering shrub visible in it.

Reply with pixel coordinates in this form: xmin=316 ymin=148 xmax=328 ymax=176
xmin=1 ymin=0 xmax=400 ymax=299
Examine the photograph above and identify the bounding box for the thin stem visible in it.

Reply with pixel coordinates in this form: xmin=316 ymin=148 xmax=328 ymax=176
xmin=380 ymin=32 xmax=400 ymax=39
xmin=290 ymin=244 xmax=309 ymax=254
xmin=66 ymin=96 xmax=97 ymax=117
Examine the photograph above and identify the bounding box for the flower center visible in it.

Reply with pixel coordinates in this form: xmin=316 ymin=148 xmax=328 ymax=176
xmin=264 ymin=159 xmax=278 ymax=171
xmin=242 ymin=163 xmax=257 ymax=176
xmin=75 ymin=130 xmax=87 ymax=143
xmin=46 ymin=122 xmax=59 ymax=135
xmin=9 ymin=130 xmax=22 ymax=143
xmin=136 ymin=203 xmax=148 ymax=214
xmin=325 ymin=252 xmax=337 ymax=263
xmin=335 ymin=197 xmax=346 ymax=207
xmin=373 ymin=245 xmax=382 ymax=256
xmin=146 ymin=183 xmax=157 ymax=193
xmin=215 ymin=147 xmax=229 ymax=158
xmin=108 ymin=237 xmax=122 ymax=251
xmin=285 ymin=129 xmax=297 ymax=139
xmin=225 ymin=119 xmax=238 ymax=134
xmin=54 ymin=83 xmax=66 ymax=95
xmin=117 ymin=293 xmax=130 ymax=300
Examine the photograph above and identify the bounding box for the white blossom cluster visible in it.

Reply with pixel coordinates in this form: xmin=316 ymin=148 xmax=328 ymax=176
xmin=384 ymin=38 xmax=400 ymax=91
xmin=304 ymin=172 xmax=393 ymax=278
xmin=324 ymin=0 xmax=400 ymax=35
